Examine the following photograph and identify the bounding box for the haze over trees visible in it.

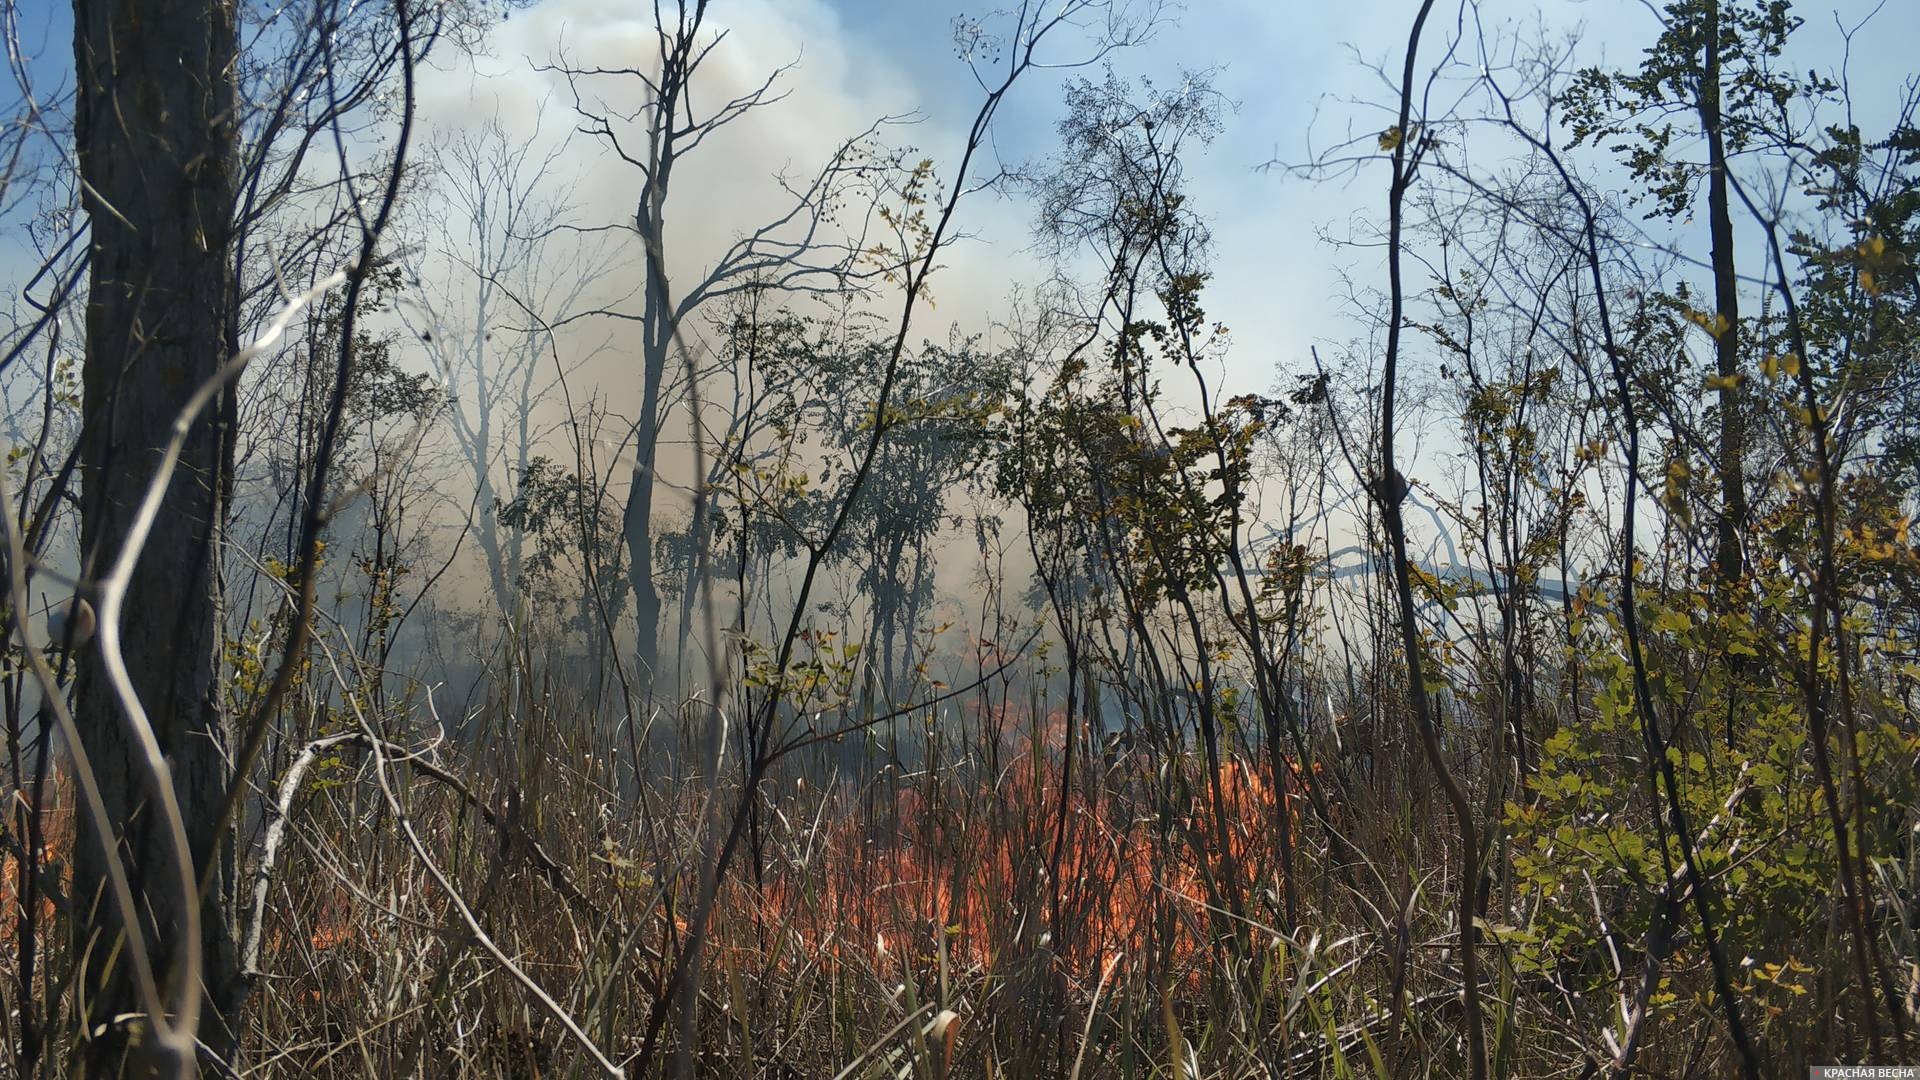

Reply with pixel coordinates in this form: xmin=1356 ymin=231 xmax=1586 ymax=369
xmin=1 ymin=0 xmax=1918 ymax=1075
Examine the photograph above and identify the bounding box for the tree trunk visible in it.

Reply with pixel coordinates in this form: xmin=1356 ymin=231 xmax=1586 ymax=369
xmin=72 ymin=0 xmax=241 ymax=1069
xmin=1701 ymin=0 xmax=1748 ymax=583
xmin=623 ymin=280 xmax=669 ymax=688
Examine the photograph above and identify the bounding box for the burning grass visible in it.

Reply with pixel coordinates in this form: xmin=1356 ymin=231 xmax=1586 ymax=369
xmin=0 ymin=688 xmax=1443 ymax=1078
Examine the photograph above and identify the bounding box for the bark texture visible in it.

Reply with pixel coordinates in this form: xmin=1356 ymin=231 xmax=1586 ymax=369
xmin=73 ymin=0 xmax=240 ymax=1068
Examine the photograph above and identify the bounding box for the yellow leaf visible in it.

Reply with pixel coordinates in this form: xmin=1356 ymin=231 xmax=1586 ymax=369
xmin=1703 ymin=372 xmax=1744 ymax=392
xmin=1651 ymin=608 xmax=1691 ymax=634
xmin=1378 ymin=126 xmax=1403 ymax=152
xmin=1684 ymin=308 xmax=1732 ymax=338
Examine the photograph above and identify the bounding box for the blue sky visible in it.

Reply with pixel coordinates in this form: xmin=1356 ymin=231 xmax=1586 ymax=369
xmin=751 ymin=0 xmax=1920 ymax=394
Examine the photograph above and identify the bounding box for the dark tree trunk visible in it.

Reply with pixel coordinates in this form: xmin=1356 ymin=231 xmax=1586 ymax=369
xmin=1701 ymin=0 xmax=1748 ymax=582
xmin=72 ymin=0 xmax=240 ymax=1069
xmin=623 ymin=299 xmax=667 ymax=689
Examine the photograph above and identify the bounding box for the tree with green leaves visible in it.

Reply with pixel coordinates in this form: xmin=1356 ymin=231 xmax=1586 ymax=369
xmin=1564 ymin=0 xmax=1835 ymax=585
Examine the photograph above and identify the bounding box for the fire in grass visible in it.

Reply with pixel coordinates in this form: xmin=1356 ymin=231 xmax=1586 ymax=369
xmin=709 ymin=729 xmax=1326 ymax=994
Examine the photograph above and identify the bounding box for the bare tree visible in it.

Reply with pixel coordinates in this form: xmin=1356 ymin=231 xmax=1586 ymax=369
xmin=412 ymin=117 xmax=614 ymax=618
xmin=545 ymin=2 xmax=898 ymax=687
xmin=1372 ymin=4 xmax=1488 ymax=1077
